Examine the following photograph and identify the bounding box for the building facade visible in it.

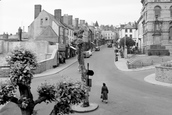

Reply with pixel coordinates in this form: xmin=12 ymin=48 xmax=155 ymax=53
xmin=137 ymin=15 xmax=144 ymax=53
xmin=118 ymin=23 xmax=137 ymax=42
xmin=141 ymin=0 xmax=172 ymax=54
xmin=101 ymin=30 xmax=115 ymax=41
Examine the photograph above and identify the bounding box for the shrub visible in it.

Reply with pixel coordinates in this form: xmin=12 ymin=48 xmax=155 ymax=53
xmin=148 ymin=52 xmax=152 ymax=56
xmin=161 ymin=62 xmax=172 ymax=67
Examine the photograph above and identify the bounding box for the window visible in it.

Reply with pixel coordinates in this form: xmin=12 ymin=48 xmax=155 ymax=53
xmin=130 ymin=29 xmax=132 ymax=33
xmin=169 ymin=27 xmax=172 ymax=39
xmin=125 ymin=29 xmax=127 ymax=32
xmin=170 ymin=6 xmax=172 ymax=17
xmin=130 ymin=35 xmax=132 ymax=38
xmin=125 ymin=34 xmax=128 ymax=37
xmin=154 ymin=6 xmax=161 ymax=17
xmin=45 ymin=17 xmax=48 ymax=21
xmin=40 ymin=18 xmax=43 ymax=25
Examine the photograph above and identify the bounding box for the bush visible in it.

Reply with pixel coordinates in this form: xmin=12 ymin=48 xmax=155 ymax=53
xmin=148 ymin=52 xmax=151 ymax=56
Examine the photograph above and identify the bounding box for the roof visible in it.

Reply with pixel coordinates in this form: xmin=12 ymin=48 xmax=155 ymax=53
xmin=36 ymin=26 xmax=59 ymax=43
xmin=124 ymin=24 xmax=135 ymax=29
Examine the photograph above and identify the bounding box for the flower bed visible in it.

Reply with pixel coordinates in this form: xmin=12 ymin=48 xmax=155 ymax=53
xmin=155 ymin=61 xmax=172 ymax=84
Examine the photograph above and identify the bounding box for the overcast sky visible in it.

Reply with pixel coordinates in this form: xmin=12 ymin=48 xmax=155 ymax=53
xmin=0 ymin=0 xmax=142 ymax=34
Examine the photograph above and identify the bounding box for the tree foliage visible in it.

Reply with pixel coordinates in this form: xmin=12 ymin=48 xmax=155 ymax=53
xmin=119 ymin=37 xmax=135 ymax=48
xmin=0 ymin=47 xmax=86 ymax=115
xmin=6 ymin=48 xmax=37 ymax=86
xmin=50 ymin=80 xmax=86 ymax=115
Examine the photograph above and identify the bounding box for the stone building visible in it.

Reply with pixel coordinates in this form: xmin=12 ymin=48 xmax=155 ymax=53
xmin=141 ymin=0 xmax=172 ymax=54
xmin=118 ymin=23 xmax=137 ymax=41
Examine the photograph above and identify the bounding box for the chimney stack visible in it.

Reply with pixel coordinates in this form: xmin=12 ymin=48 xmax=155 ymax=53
xmin=18 ymin=27 xmax=22 ymax=41
xmin=54 ymin=9 xmax=62 ymax=21
xmin=63 ymin=14 xmax=69 ymax=25
xmin=34 ymin=5 xmax=42 ymax=19
xmin=80 ymin=20 xmax=85 ymax=26
xmin=75 ymin=18 xmax=79 ymax=30
xmin=68 ymin=15 xmax=73 ymax=26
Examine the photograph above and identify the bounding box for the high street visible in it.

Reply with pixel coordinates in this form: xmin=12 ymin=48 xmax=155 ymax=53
xmin=1 ymin=45 xmax=172 ymax=115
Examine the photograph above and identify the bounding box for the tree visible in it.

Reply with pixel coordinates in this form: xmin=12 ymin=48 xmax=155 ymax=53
xmin=94 ymin=21 xmax=99 ymax=27
xmin=74 ymin=27 xmax=90 ymax=107
xmin=119 ymin=37 xmax=135 ymax=50
xmin=0 ymin=47 xmax=86 ymax=115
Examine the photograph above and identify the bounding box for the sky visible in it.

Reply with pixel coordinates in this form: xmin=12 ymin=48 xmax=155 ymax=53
xmin=0 ymin=0 xmax=142 ymax=34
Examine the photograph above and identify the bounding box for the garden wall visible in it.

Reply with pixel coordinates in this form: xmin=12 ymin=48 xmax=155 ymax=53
xmin=155 ymin=66 xmax=172 ymax=84
xmin=34 ymin=48 xmax=59 ymax=74
xmin=0 ymin=40 xmax=59 ymax=76
xmin=1 ymin=40 xmax=49 ymax=61
xmin=0 ymin=48 xmax=59 ymax=77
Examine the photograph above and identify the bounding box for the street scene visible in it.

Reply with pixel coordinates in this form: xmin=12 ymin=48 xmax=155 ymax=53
xmin=1 ymin=0 xmax=172 ymax=115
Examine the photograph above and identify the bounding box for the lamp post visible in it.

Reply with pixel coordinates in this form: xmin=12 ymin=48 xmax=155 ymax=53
xmin=138 ymin=38 xmax=141 ymax=53
xmin=124 ymin=37 xmax=127 ymax=58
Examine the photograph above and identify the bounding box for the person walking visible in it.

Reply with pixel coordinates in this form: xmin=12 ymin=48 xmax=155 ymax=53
xmin=101 ymin=83 xmax=109 ymax=103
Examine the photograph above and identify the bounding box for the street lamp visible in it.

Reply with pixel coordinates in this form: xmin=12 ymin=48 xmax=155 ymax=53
xmin=124 ymin=36 xmax=127 ymax=58
xmin=138 ymin=38 xmax=141 ymax=53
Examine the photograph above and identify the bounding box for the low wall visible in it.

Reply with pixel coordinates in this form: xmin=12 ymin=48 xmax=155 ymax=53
xmin=155 ymin=66 xmax=172 ymax=84
xmin=34 ymin=48 xmax=59 ymax=74
xmin=1 ymin=40 xmax=49 ymax=61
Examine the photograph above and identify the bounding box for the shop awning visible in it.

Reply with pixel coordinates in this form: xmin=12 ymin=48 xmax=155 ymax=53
xmin=70 ymin=46 xmax=76 ymax=50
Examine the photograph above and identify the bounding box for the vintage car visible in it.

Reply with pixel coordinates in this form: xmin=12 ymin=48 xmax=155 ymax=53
xmin=107 ymin=43 xmax=112 ymax=48
xmin=95 ymin=46 xmax=100 ymax=51
xmin=83 ymin=49 xmax=92 ymax=58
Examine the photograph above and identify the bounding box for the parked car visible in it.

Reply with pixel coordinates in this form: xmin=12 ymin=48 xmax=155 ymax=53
xmin=83 ymin=49 xmax=92 ymax=58
xmin=95 ymin=46 xmax=100 ymax=51
xmin=107 ymin=43 xmax=112 ymax=48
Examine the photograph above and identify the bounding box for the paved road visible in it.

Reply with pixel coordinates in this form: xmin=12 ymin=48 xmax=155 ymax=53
xmin=1 ymin=46 xmax=172 ymax=115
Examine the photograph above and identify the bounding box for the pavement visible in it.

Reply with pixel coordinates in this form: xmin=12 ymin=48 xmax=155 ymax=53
xmin=1 ymin=51 xmax=172 ymax=111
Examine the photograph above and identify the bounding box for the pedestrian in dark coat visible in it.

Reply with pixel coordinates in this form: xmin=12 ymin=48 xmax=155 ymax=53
xmin=101 ymin=83 xmax=109 ymax=103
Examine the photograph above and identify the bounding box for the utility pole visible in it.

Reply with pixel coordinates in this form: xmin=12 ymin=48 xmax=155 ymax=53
xmin=74 ymin=28 xmax=90 ymax=107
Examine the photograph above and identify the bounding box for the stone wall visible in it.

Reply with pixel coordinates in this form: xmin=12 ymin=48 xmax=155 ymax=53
xmin=0 ymin=48 xmax=59 ymax=77
xmin=33 ymin=48 xmax=59 ymax=74
xmin=155 ymin=66 xmax=172 ymax=84
xmin=2 ymin=40 xmax=49 ymax=61
xmin=0 ymin=40 xmax=61 ymax=76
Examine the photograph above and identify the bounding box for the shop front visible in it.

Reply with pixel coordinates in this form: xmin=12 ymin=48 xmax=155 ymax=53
xmin=58 ymin=44 xmax=66 ymax=64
